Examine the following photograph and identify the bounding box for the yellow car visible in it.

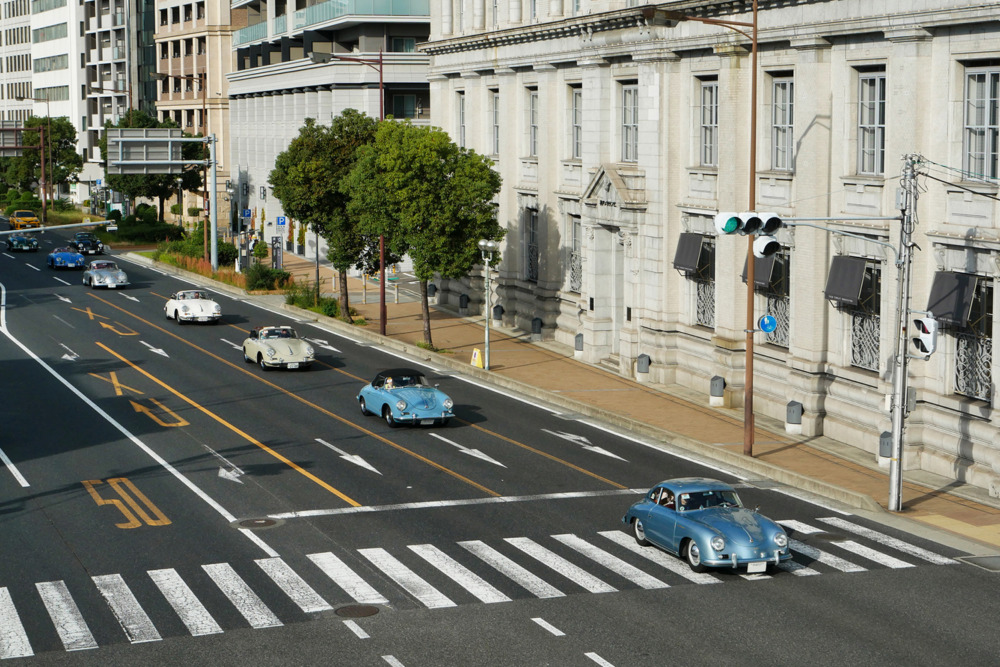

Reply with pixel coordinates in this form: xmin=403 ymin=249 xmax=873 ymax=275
xmin=10 ymin=210 xmax=40 ymax=229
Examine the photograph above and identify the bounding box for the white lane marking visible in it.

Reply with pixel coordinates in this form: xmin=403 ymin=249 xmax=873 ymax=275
xmin=0 ymin=587 xmax=33 ymax=659
xmin=269 ymin=488 xmax=639 ymax=519
xmin=36 ymin=581 xmax=98 ymax=651
xmin=552 ymin=534 xmax=669 ymax=590
xmin=202 ymin=563 xmax=282 ymax=629
xmin=148 ymin=568 xmax=223 ymax=636
xmin=0 ymin=283 xmax=278 ymax=558
xmin=532 ymin=617 xmax=565 ymax=636
xmin=776 ymin=560 xmax=821 ymax=576
xmin=26 ymin=263 xmax=40 ymax=271
xmin=818 ymin=517 xmax=957 ymax=565
xmin=408 ymin=544 xmax=510 ymax=604
xmin=358 ymin=548 xmax=456 ymax=609
xmin=140 ymin=340 xmax=169 ymax=357
xmin=307 ymin=552 xmax=389 ymax=605
xmin=221 ymin=338 xmax=243 ymax=351
xmin=459 ymin=540 xmax=564 ymax=599
xmin=92 ymin=574 xmax=162 ymax=643
xmin=832 ymin=540 xmax=914 ymax=569
xmin=597 ymin=530 xmax=722 ymax=584
xmin=585 ymin=652 xmax=616 ymax=666
xmin=382 ymin=656 xmax=406 ymax=666
xmin=428 ymin=433 xmax=507 ymax=468
xmin=52 ymin=276 xmax=72 ymax=286
xmin=0 ymin=446 xmax=29 ymax=487
xmin=256 ymin=558 xmax=332 ymax=613
xmin=779 ymin=520 xmax=873 ymax=571
xmin=505 ymin=538 xmax=616 ymax=594
xmin=343 ymin=619 xmax=369 ymax=638
xmin=315 ymin=438 xmax=382 ymax=475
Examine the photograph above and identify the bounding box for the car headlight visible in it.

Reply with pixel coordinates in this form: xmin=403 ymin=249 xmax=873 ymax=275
xmin=774 ymin=532 xmax=788 ymax=548
xmin=305 ymin=345 xmax=314 ymax=357
xmin=265 ymin=347 xmax=276 ymax=358
xmin=117 ymin=272 xmax=126 ymax=281
xmin=181 ymin=305 xmax=190 ymax=313
xmin=395 ymin=400 xmax=407 ymax=411
xmin=443 ymin=398 xmax=454 ymax=410
xmin=710 ymin=536 xmax=726 ymax=552
xmin=212 ymin=305 xmax=221 ymax=314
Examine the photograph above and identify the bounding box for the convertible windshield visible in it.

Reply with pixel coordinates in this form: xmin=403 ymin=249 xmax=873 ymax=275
xmin=262 ymin=328 xmax=297 ymax=339
xmin=677 ymin=490 xmax=742 ymax=511
xmin=180 ymin=291 xmax=208 ymax=300
xmin=93 ymin=262 xmax=117 ymax=270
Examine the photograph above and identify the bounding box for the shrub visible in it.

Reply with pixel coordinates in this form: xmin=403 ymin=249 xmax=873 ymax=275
xmin=170 ymin=203 xmax=181 ymax=215
xmin=244 ymin=261 xmax=290 ymax=290
xmin=218 ymin=241 xmax=238 ymax=266
xmin=253 ymin=241 xmax=269 ymax=260
xmin=53 ymin=198 xmax=75 ymax=211
xmin=107 ymin=209 xmax=123 ymax=222
xmin=187 ymin=207 xmax=202 ymax=217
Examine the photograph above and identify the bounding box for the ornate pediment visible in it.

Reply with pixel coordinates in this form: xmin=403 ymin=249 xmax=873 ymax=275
xmin=582 ymin=164 xmax=647 ymax=211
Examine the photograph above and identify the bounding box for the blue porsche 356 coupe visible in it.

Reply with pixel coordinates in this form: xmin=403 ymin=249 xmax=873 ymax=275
xmin=357 ymin=368 xmax=454 ymax=427
xmin=622 ymin=477 xmax=791 ymax=573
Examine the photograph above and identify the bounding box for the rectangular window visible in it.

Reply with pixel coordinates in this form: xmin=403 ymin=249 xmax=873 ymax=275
xmin=491 ymin=91 xmax=500 ymax=156
xmin=570 ymin=86 xmax=582 ymax=159
xmin=525 ymin=209 xmax=539 ymax=282
xmin=457 ymin=91 xmax=466 ymax=148
xmin=32 ymin=53 xmax=67 ymax=73
xmin=622 ymin=83 xmax=638 ymax=163
xmin=392 ymin=94 xmax=417 ymax=119
xmin=956 ymin=278 xmax=993 ymax=401
xmin=700 ymin=79 xmax=718 ymax=167
xmin=771 ymin=77 xmax=794 ymax=171
xmin=858 ymin=72 xmax=886 ymax=175
xmin=528 ymin=89 xmax=539 ymax=158
xmin=32 ymin=22 xmax=66 ymax=43
xmin=964 ymin=68 xmax=1000 ymax=181
xmin=569 ymin=214 xmax=582 ymax=292
xmin=850 ymin=262 xmax=881 ymax=371
xmin=391 ymin=37 xmax=416 ymax=52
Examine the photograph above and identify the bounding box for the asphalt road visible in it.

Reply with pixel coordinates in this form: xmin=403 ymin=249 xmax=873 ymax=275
xmin=1 ymin=228 xmax=998 ymax=666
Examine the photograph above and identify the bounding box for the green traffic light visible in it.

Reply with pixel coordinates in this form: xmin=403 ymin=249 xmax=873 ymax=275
xmin=720 ymin=216 xmax=739 ymax=233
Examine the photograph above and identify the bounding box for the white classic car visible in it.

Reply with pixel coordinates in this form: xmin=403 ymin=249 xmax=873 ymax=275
xmin=242 ymin=325 xmax=314 ymax=370
xmin=82 ymin=260 xmax=129 ymax=289
xmin=164 ymin=289 xmax=222 ymax=324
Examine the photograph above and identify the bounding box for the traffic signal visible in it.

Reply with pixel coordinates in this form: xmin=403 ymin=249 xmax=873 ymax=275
xmin=715 ymin=211 xmax=783 ymax=258
xmin=912 ymin=316 xmax=938 ymax=358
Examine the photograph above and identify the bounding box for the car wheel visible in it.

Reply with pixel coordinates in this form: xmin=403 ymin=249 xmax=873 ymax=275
xmin=383 ymin=406 xmax=397 ymax=428
xmin=259 ymin=356 xmax=270 ymax=371
xmin=174 ymin=311 xmax=184 ymax=324
xmin=243 ymin=347 xmax=253 ymax=363
xmin=633 ymin=518 xmax=650 ymax=546
xmin=359 ymin=398 xmax=371 ymax=416
xmin=685 ymin=540 xmax=707 ymax=573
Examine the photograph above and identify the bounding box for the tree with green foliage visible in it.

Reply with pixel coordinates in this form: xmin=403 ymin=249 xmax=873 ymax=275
xmin=269 ymin=110 xmax=382 ymax=322
xmin=100 ymin=110 xmax=203 ymax=222
xmin=0 ymin=116 xmax=83 ymax=199
xmin=345 ymin=121 xmax=503 ymax=348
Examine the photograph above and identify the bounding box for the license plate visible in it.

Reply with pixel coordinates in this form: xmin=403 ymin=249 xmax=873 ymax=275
xmin=420 ymin=419 xmax=434 ymax=425
xmin=109 ymin=284 xmax=117 ymax=289
xmin=198 ymin=317 xmax=209 ymax=321
xmin=287 ymin=362 xmax=299 ymax=369
xmin=747 ymin=561 xmax=767 ymax=573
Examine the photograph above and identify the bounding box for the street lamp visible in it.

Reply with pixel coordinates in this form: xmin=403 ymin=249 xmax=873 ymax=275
xmin=309 ymin=49 xmax=389 ymax=335
xmin=478 ymin=239 xmax=499 ymax=371
xmin=647 ymin=2 xmax=761 ymax=457
xmin=15 ymin=95 xmax=52 ymax=223
xmin=152 ymin=71 xmax=209 ymax=260
xmin=177 ymin=176 xmax=184 ymax=226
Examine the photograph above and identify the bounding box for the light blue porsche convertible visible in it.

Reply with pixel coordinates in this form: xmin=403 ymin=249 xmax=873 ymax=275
xmin=357 ymin=368 xmax=454 ymax=427
xmin=622 ymin=477 xmax=791 ymax=573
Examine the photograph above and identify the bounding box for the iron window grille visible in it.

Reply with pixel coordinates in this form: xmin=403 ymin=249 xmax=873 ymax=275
xmin=955 ymin=278 xmax=993 ymax=401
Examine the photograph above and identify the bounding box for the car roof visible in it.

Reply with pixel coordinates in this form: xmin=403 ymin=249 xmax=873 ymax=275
xmin=375 ymin=368 xmax=426 ymax=379
xmin=656 ymin=477 xmax=735 ymax=494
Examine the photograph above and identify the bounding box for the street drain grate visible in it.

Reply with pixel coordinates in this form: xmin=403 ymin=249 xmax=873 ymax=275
xmin=236 ymin=518 xmax=281 ymax=530
xmin=335 ymin=605 xmax=380 ymax=618
xmin=958 ymin=555 xmax=1000 ymax=572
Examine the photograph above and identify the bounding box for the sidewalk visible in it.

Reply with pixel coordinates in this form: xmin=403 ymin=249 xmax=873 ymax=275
xmin=278 ymin=254 xmax=1000 ymax=554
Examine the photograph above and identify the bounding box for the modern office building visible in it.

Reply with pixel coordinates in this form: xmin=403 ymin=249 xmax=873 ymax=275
xmin=423 ymin=0 xmax=1000 ymax=494
xmin=3 ymin=0 xmax=33 ymax=125
xmin=226 ymin=0 xmax=430 ymax=250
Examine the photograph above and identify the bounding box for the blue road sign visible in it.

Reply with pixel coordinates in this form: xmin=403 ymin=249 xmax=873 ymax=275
xmin=276 ymin=216 xmax=287 ymax=226
xmin=242 ymin=209 xmax=252 ymax=218
xmin=758 ymin=315 xmax=777 ymax=333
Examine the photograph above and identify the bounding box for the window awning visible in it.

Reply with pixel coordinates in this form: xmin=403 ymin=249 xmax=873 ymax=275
xmin=927 ymin=271 xmax=978 ymax=327
xmin=740 ymin=255 xmax=777 ymax=289
xmin=824 ymin=256 xmax=867 ymax=306
xmin=673 ymin=233 xmax=704 ymax=274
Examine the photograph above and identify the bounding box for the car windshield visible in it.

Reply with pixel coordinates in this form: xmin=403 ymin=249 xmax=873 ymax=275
xmin=262 ymin=328 xmax=296 ymax=339
xmin=53 ymin=247 xmax=71 ymax=253
xmin=93 ymin=262 xmax=116 ymax=270
xmin=181 ymin=291 xmax=208 ymax=300
xmin=677 ymin=490 xmax=742 ymax=511
xmin=13 ymin=211 xmax=33 ymax=218
xmin=76 ymin=234 xmax=97 ymax=241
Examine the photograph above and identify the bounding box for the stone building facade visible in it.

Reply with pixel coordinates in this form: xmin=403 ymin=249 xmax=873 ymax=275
xmin=422 ymin=0 xmax=1000 ymax=494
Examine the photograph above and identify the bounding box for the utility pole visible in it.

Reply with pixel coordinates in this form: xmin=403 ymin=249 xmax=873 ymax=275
xmin=888 ymin=155 xmax=919 ymax=512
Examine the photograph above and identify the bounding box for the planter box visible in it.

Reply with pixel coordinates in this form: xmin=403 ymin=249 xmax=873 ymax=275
xmin=296 ymin=244 xmax=305 ymax=255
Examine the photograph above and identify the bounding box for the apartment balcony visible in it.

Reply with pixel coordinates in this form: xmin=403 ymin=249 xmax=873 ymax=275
xmin=233 ymin=0 xmax=429 ymax=46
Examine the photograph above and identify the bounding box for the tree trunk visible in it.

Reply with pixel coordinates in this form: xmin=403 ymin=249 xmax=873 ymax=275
xmin=338 ymin=269 xmax=353 ymax=324
xmin=420 ymin=279 xmax=433 ymax=349
xmin=157 ymin=195 xmax=165 ymax=222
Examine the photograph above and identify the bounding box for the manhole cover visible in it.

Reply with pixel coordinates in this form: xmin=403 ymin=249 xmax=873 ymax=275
xmin=235 ymin=518 xmax=281 ymax=530
xmin=335 ymin=605 xmax=380 ymax=618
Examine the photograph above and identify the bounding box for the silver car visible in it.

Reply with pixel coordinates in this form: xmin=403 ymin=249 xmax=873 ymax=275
xmin=82 ymin=260 xmax=129 ymax=289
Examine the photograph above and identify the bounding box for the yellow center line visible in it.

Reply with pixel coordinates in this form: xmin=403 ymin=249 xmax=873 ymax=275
xmin=87 ymin=293 xmax=500 ymax=498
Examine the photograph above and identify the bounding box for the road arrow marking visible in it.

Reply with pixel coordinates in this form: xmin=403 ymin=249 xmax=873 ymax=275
xmin=99 ymin=321 xmax=138 ymax=335
xmin=218 ymin=467 xmax=244 ymax=484
xmin=55 ymin=294 xmax=71 ymax=303
xmin=306 ymin=338 xmax=340 ymax=353
xmin=221 ymin=338 xmax=243 ymax=351
xmin=141 ymin=341 xmax=169 ymax=357
xmin=429 ymin=433 xmax=507 ymax=468
xmin=315 ymin=438 xmax=381 ymax=475
xmin=130 ymin=398 xmax=189 ymax=427
xmin=541 ymin=429 xmax=628 ymax=461
xmin=119 ymin=293 xmax=139 ymax=302
xmin=60 ymin=344 xmax=79 ymax=361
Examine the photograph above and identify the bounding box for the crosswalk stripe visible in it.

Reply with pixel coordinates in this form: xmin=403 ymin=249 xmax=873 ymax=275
xmin=459 ymin=540 xmax=565 ymax=599
xmin=202 ymin=563 xmax=282 ymax=629
xmin=597 ymin=531 xmax=722 ymax=584
xmin=0 ymin=587 xmax=33 ymax=659
xmin=307 ymin=552 xmax=389 ymax=605
xmin=256 ymin=558 xmax=332 ymax=614
xmin=817 ymin=517 xmax=956 ymax=565
xmin=776 ymin=560 xmax=821 ymax=576
xmin=358 ymin=548 xmax=456 ymax=609
xmin=505 ymin=537 xmax=617 ymax=593
xmin=92 ymin=574 xmax=162 ymax=643
xmin=36 ymin=581 xmax=98 ymax=651
xmin=148 ymin=569 xmax=223 ymax=636
xmin=408 ymin=544 xmax=511 ymax=604
xmin=831 ymin=540 xmax=913 ymax=569
xmin=779 ymin=519 xmax=888 ymax=571
xmin=787 ymin=540 xmax=866 ymax=572
xmin=552 ymin=534 xmax=669 ymax=589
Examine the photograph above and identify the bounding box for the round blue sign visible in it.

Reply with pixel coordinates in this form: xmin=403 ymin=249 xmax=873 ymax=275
xmin=758 ymin=315 xmax=777 ymax=333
